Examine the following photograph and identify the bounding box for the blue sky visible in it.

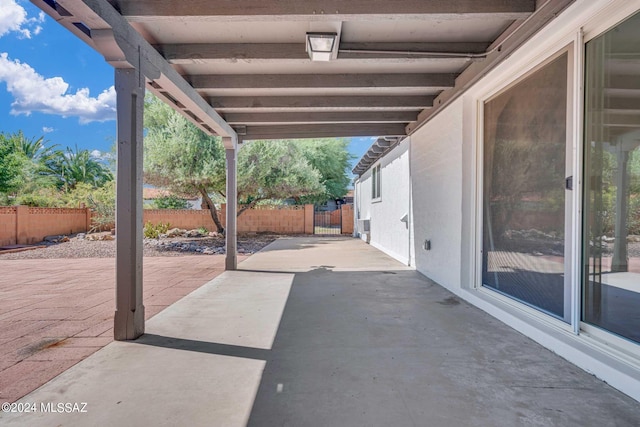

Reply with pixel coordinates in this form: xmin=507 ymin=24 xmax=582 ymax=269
xmin=0 ymin=0 xmax=373 ymax=164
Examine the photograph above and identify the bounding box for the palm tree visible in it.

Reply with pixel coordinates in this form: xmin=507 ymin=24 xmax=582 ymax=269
xmin=47 ymin=146 xmax=113 ymax=190
xmin=7 ymin=131 xmax=58 ymax=163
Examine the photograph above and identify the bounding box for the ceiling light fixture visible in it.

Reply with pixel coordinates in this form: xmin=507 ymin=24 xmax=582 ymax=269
xmin=306 ymin=32 xmax=337 ymax=62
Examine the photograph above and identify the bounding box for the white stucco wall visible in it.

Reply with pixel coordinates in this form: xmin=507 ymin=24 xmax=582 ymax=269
xmin=355 ymin=139 xmax=412 ymax=265
xmin=355 ymin=167 xmax=371 ymax=238
xmin=410 ymin=100 xmax=463 ymax=289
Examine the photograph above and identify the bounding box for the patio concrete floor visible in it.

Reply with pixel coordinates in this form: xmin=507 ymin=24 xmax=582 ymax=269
xmin=1 ymin=237 xmax=639 ymax=426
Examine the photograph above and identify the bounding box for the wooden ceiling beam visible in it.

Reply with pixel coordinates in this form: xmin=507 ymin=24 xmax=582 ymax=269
xmin=242 ymin=123 xmax=406 ymax=140
xmin=117 ymin=0 xmax=535 ymax=21
xmin=192 ymin=73 xmax=456 ymax=91
xmin=159 ymin=42 xmax=491 ymax=64
xmin=223 ymin=111 xmax=418 ymax=125
xmin=210 ymin=96 xmax=433 ymax=112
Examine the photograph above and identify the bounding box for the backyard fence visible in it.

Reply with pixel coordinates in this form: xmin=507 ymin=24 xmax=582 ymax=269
xmin=0 ymin=206 xmax=91 ymax=246
xmin=144 ymin=204 xmax=316 ymax=234
xmin=0 ymin=204 xmax=355 ymax=246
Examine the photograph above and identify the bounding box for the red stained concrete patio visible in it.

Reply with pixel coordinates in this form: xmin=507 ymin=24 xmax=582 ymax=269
xmin=0 ymin=255 xmax=247 ymax=404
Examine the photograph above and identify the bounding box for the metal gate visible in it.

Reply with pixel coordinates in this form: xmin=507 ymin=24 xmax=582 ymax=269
xmin=314 ymin=206 xmax=342 ymax=235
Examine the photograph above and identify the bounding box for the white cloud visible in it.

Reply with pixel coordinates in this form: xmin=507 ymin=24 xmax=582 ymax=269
xmin=90 ymin=149 xmax=114 ymax=163
xmin=0 ymin=52 xmax=117 ymax=124
xmin=0 ymin=0 xmax=45 ymax=39
xmin=42 ymin=126 xmax=54 ymax=133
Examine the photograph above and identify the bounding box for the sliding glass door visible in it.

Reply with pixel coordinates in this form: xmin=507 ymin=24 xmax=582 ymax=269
xmin=482 ymin=53 xmax=571 ymax=322
xmin=583 ymin=12 xmax=640 ymax=344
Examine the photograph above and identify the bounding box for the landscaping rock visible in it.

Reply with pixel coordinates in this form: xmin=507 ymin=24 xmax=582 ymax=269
xmin=86 ymin=233 xmax=115 ymax=241
xmin=185 ymin=229 xmax=204 ymax=238
xmin=166 ymin=228 xmax=186 ymax=238
xmin=2 ymin=232 xmax=282 ymax=259
xmin=43 ymin=235 xmax=69 ymax=243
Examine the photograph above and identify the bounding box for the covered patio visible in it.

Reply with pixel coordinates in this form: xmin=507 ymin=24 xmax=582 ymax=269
xmin=13 ymin=0 xmax=639 ymax=415
xmin=3 ymin=237 xmax=639 ymax=425
xmin=28 ymin=0 xmax=576 ymax=339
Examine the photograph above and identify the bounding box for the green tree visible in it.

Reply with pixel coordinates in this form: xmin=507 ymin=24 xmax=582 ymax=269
xmin=0 ymin=135 xmax=28 ymax=196
xmin=144 ymin=94 xmax=227 ymax=231
xmin=296 ymin=138 xmax=354 ymax=203
xmin=0 ymin=131 xmax=58 ymax=201
xmin=8 ymin=131 xmax=58 ymax=164
xmin=143 ymin=94 xmax=326 ymax=232
xmin=153 ymin=195 xmax=189 ymax=209
xmin=46 ymin=146 xmax=113 ymax=190
xmin=237 ymin=139 xmax=323 ymax=214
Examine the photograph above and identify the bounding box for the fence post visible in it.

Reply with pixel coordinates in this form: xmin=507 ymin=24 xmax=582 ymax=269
xmin=15 ymin=205 xmax=29 ymax=245
xmin=304 ymin=204 xmax=314 ymax=235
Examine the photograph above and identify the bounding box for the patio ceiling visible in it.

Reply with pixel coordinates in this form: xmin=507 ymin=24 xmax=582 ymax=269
xmin=33 ymin=0 xmax=574 ymax=148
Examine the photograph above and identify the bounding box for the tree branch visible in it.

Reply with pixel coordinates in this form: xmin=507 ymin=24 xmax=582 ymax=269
xmin=198 ymin=186 xmax=224 ymax=234
xmin=237 ymin=198 xmax=264 ymax=217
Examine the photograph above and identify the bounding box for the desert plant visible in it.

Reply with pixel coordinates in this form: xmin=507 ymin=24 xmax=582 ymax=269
xmin=144 ymin=222 xmax=171 ymax=239
xmin=64 ymin=182 xmax=115 ymax=232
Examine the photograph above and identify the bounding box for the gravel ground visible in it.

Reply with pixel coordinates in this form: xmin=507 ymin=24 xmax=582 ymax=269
xmin=0 ymin=232 xmax=285 ymax=259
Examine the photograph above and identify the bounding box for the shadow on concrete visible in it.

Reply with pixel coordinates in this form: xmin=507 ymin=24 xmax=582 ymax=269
xmin=255 ymin=236 xmax=352 ymax=253
xmin=133 ymin=334 xmax=270 ymax=361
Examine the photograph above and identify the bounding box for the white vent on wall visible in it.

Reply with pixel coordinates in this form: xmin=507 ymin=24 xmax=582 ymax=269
xmin=358 ymin=219 xmax=370 ymax=232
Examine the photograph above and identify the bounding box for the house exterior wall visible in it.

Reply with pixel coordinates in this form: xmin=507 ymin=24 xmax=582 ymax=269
xmin=355 ymin=139 xmax=411 ymax=265
xmin=410 ymin=100 xmax=463 ymax=286
xmin=354 ymin=0 xmax=640 ymax=402
xmin=355 ymin=166 xmax=372 ymax=239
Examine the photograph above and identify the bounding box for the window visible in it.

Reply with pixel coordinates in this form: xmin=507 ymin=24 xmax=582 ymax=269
xmin=372 ymin=164 xmax=381 ymax=200
xmin=482 ymin=53 xmax=570 ymax=320
xmin=583 ymin=11 xmax=640 ymax=344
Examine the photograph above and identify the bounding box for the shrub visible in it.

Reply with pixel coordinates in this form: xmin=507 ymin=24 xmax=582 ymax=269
xmin=65 ymin=182 xmax=115 ymax=232
xmin=14 ymin=188 xmax=62 ymax=207
xmin=152 ymin=195 xmax=188 ymax=209
xmin=144 ymin=222 xmax=171 ymax=239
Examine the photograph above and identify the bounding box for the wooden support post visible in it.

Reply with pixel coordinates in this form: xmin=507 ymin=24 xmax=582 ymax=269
xmin=114 ymin=67 xmax=145 ymax=340
xmin=612 ymin=148 xmax=629 ymax=272
xmin=225 ymin=142 xmax=238 ymax=270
